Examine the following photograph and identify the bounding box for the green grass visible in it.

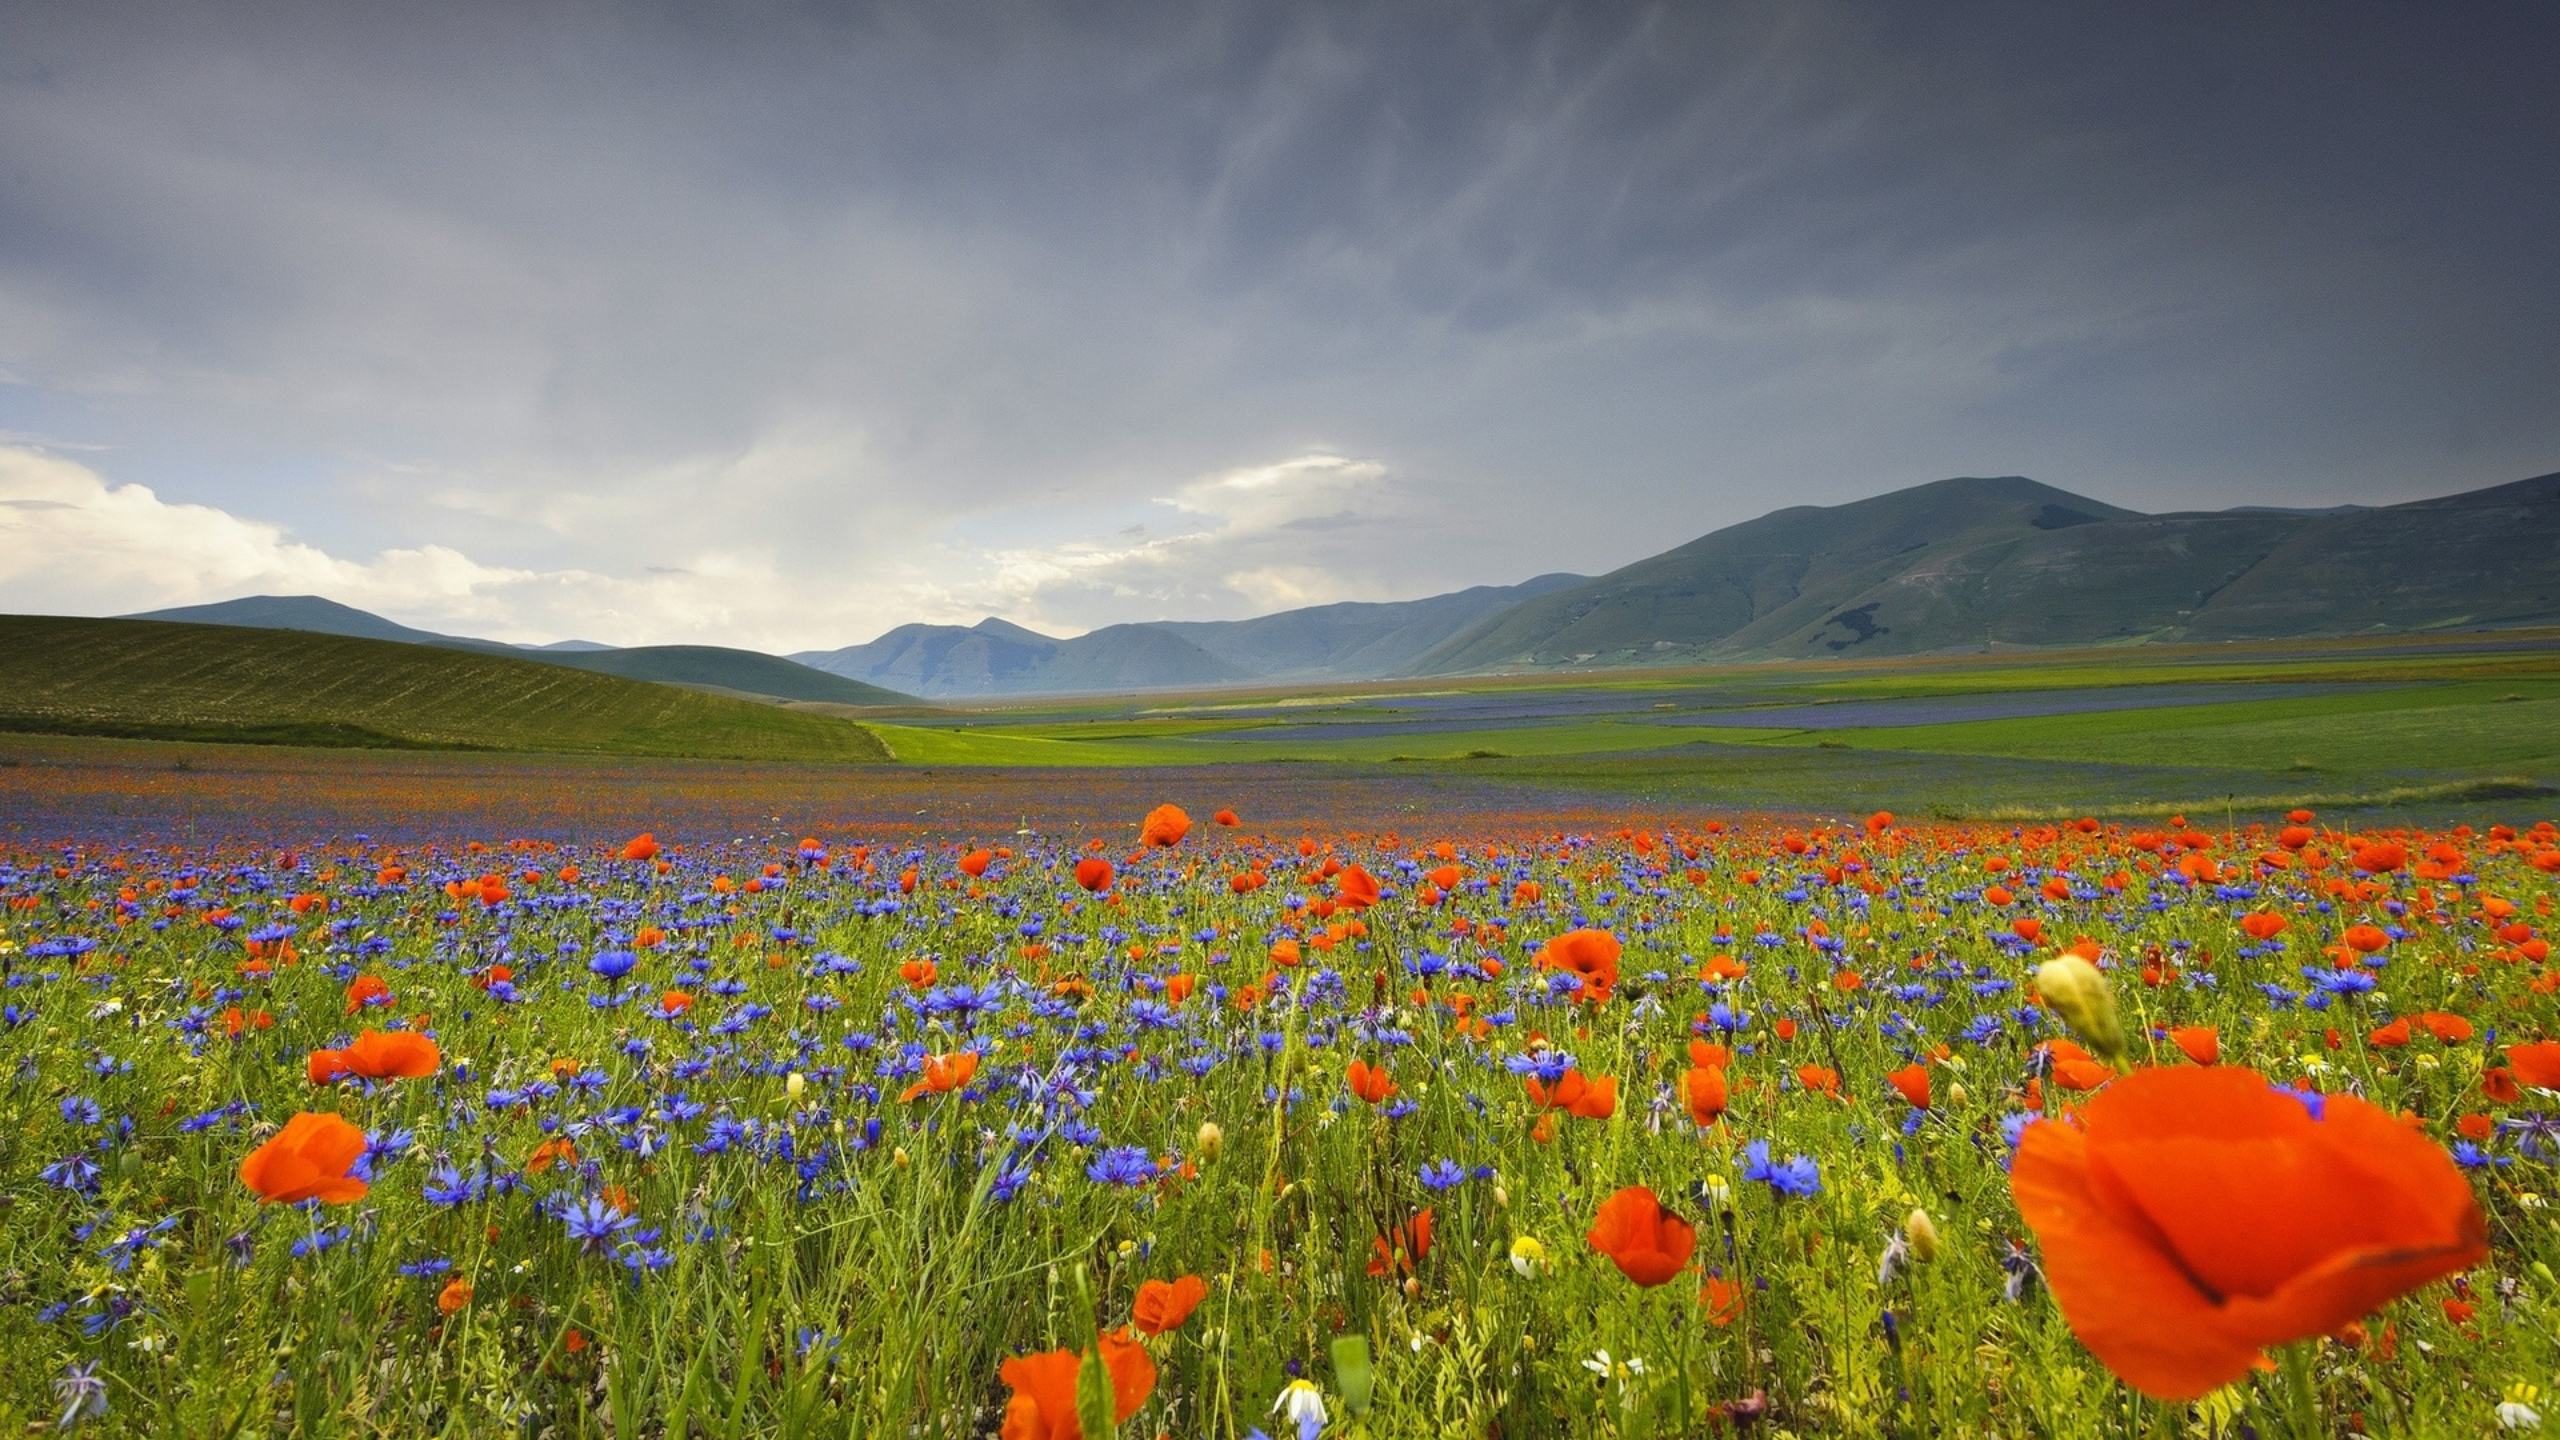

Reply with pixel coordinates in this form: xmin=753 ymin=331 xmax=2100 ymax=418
xmin=854 ymin=634 xmax=2560 ymax=822
xmin=1777 ymin=680 xmax=2560 ymax=773
xmin=0 ymin=615 xmax=890 ymax=763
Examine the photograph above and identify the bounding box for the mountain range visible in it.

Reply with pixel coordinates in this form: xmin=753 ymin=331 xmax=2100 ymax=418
xmin=788 ymin=575 xmax=1588 ymax=698
xmin=119 ymin=469 xmax=2559 ymax=700
xmin=1413 ymin=471 xmax=2560 ymax=672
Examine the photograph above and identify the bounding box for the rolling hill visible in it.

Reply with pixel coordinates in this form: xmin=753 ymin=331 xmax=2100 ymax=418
xmin=0 ymin=614 xmax=891 ymax=761
xmin=791 ymin=574 xmax=1586 ymax=698
xmin=1413 ymin=471 xmax=2560 ymax=672
xmin=126 ymin=595 xmax=912 ymax=706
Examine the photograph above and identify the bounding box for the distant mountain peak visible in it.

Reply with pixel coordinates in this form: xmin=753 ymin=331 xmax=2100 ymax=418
xmin=972 ymin=617 xmax=1059 ymax=644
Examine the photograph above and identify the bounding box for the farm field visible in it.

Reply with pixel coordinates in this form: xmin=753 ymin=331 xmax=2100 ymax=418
xmin=4 ymin=635 xmax=2560 ymax=1436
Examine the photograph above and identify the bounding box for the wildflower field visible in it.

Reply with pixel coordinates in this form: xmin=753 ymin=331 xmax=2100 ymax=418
xmin=6 ymin=778 xmax=2560 ymax=1437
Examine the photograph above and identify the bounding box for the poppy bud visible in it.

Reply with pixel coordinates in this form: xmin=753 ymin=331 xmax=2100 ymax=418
xmin=893 ymin=1146 xmax=910 ymax=1169
xmin=1904 ymin=1209 xmax=1940 ymax=1263
xmin=2034 ymin=955 xmax=2127 ymax=1068
xmin=1492 ymin=1184 xmax=1509 ymax=1208
xmin=1948 ymin=1081 xmax=1969 ymax=1107
xmin=1195 ymin=1121 xmax=1223 ymax=1160
xmin=785 ymin=1072 xmax=805 ymax=1102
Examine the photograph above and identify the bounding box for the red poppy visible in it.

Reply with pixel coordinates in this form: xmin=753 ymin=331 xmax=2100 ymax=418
xmin=1795 ymin=1064 xmax=1841 ymax=1098
xmin=1140 ymin=805 xmax=1192 ymax=848
xmin=998 ymin=1328 xmax=1156 ymax=1440
xmin=1683 ymin=1066 xmax=1728 ymax=1127
xmin=1213 ymin=809 xmax=1240 ymax=826
xmin=2012 ymin=1065 xmax=2486 ymax=1400
xmin=1526 ymin=1068 xmax=1618 ymax=1119
xmin=2053 ymin=1057 xmax=2117 ymax=1091
xmin=1074 ymin=858 xmax=1114 ymax=893
xmin=1334 ymin=865 xmax=1380 ymax=911
xmin=900 ymin=1051 xmax=980 ymax=1103
xmin=333 ymin=1029 xmax=441 ymax=1080
xmin=619 ymin=833 xmax=660 ymax=862
xmin=2352 ymin=842 xmax=2407 ymax=874
xmin=1701 ymin=1274 xmax=1745 ymax=1325
xmin=1131 ymin=1275 xmax=1207 ymax=1335
xmin=1887 ymin=1063 xmax=1931 ymax=1109
xmin=2508 ymin=1041 xmax=2560 ymax=1090
xmin=1535 ymin=928 xmax=1621 ymax=1005
xmin=1367 ymin=1209 xmax=1433 ymax=1277
xmin=239 ymin=1111 xmax=370 ymax=1205
xmin=2239 ymin=912 xmax=2289 ymax=941
xmin=2168 ymin=1026 xmax=2219 ymax=1066
xmin=1345 ymin=1058 xmax=1397 ymax=1106
xmin=343 ymin=975 xmax=391 ymax=1014
xmin=959 ymin=849 xmax=993 ymax=878
xmin=1587 ymin=1186 xmax=1697 ymax=1287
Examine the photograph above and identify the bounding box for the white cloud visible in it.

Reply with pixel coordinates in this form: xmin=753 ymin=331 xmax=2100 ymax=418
xmin=0 ymin=444 xmax=1417 ymax=651
xmin=0 ymin=444 xmax=535 ymax=617
xmin=962 ymin=453 xmax=1408 ymax=631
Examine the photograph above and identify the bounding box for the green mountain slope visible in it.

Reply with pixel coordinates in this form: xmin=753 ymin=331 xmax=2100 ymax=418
xmin=0 ymin=615 xmax=890 ymax=761
xmin=526 ymin=644 xmax=910 ymax=705
xmin=1413 ymin=472 xmax=2560 ymax=671
xmin=127 ymin=594 xmax=913 ymax=704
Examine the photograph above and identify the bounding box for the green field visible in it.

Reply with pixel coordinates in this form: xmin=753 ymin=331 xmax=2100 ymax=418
xmin=856 ymin=631 xmax=2560 ymax=821
xmin=7 ymin=614 xmax=2556 ymax=821
xmin=0 ymin=614 xmax=890 ymax=763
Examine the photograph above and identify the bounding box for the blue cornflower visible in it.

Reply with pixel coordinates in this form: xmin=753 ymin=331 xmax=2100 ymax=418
xmin=39 ymin=1155 xmax=101 ymax=1193
xmin=589 ymin=950 xmax=638 ymax=981
xmin=564 ymin=1196 xmax=639 ymax=1253
xmin=1741 ymin=1140 xmax=1821 ymax=1198
xmin=1084 ymin=1146 xmax=1157 ymax=1187
xmin=289 ymin=1227 xmax=351 ymax=1259
xmin=422 ymin=1166 xmax=485 ymax=1207
xmin=1502 ymin=1050 xmax=1575 ymax=1083
xmin=1417 ymin=1159 xmax=1467 ymax=1191
xmin=53 ymin=1360 xmax=108 ymax=1428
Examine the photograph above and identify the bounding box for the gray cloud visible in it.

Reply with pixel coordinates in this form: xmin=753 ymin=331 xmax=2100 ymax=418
xmin=0 ymin=1 xmax=2552 ymax=647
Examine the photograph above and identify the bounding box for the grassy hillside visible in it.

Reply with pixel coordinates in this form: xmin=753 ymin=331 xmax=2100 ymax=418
xmin=0 ymin=615 xmax=890 ymax=762
xmin=530 ymin=644 xmax=911 ymax=705
xmin=1413 ymin=471 xmax=2560 ymax=671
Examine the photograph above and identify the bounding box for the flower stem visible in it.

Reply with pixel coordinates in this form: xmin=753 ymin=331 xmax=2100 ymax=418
xmin=2278 ymin=1342 xmax=2322 ymax=1440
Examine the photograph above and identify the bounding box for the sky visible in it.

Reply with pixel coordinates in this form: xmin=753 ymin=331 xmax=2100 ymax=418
xmin=2 ymin=2 xmax=2555 ymax=651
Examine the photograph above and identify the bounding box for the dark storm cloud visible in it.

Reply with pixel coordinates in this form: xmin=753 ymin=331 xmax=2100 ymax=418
xmin=0 ymin=1 xmax=2552 ymax=645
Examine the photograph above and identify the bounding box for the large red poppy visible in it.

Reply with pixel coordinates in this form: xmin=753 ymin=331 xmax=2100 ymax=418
xmin=1131 ymin=1275 xmax=1207 ymax=1336
xmin=239 ymin=1111 xmax=370 ymax=1205
xmin=2012 ymin=1065 xmax=2485 ymax=1400
xmin=998 ymin=1328 xmax=1155 ymax=1440
xmin=1139 ymin=805 xmax=1191 ymax=848
xmin=1587 ymin=1186 xmax=1696 ymax=1287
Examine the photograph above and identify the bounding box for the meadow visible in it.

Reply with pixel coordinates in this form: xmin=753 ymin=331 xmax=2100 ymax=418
xmin=3 ymin=632 xmax=2559 ymax=1437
